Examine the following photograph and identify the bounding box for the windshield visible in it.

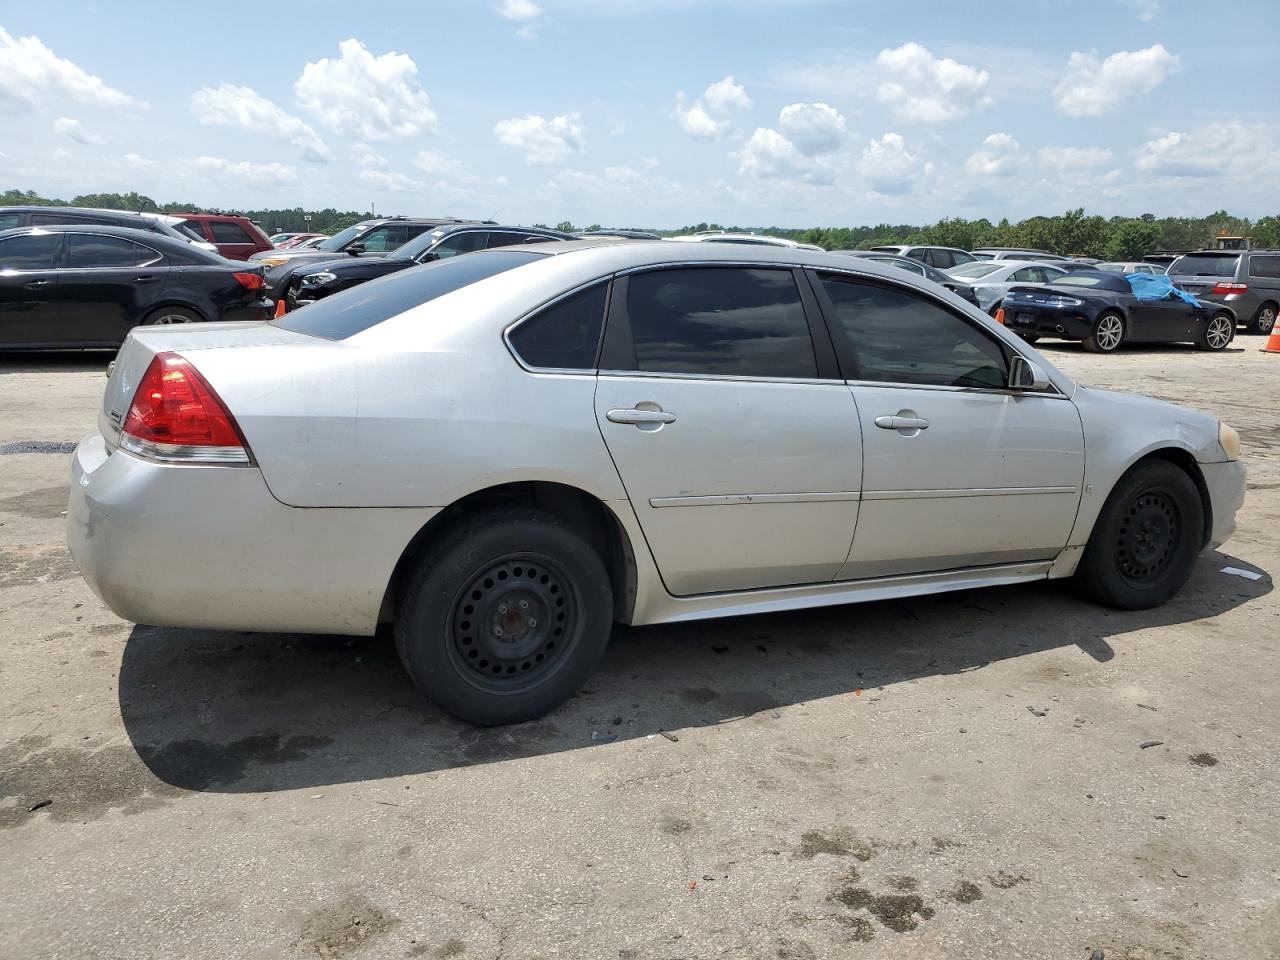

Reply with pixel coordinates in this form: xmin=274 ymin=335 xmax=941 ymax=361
xmin=948 ymin=262 xmax=1004 ymax=279
xmin=272 ymin=250 xmax=548 ymax=340
xmin=316 ymin=224 xmax=365 ymax=252
xmin=1169 ymin=253 xmax=1241 ymax=277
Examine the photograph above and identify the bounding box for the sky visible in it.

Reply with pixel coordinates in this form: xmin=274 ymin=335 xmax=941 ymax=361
xmin=1 ymin=0 xmax=1277 ymax=229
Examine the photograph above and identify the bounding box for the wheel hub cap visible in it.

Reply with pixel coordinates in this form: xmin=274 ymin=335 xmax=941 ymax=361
xmin=1116 ymin=493 xmax=1178 ymax=582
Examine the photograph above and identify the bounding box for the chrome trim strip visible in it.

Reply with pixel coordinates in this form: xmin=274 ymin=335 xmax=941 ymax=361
xmin=650 ymin=491 xmax=862 ymax=508
xmin=599 ymin=370 xmax=847 ymax=386
xmin=862 ymin=485 xmax=1078 ymax=501
xmin=118 ymin=435 xmax=251 ymax=465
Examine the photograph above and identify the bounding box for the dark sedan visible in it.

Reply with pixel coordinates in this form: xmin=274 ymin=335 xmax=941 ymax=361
xmin=834 ymin=250 xmax=983 ymax=307
xmin=287 ymin=223 xmax=572 ymax=309
xmin=0 ymin=225 xmax=271 ymax=350
xmin=998 ymin=271 xmax=1236 ymax=353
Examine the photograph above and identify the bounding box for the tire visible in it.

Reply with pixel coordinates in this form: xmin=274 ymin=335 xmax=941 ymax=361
xmin=1082 ymin=311 xmax=1125 ymax=353
xmin=1197 ymin=313 xmax=1234 ymax=351
xmin=394 ymin=509 xmax=614 ymax=725
xmin=144 ymin=306 xmax=202 ymax=325
xmin=1252 ymin=302 xmax=1277 ymax=335
xmin=1019 ymin=334 xmax=1040 ymax=344
xmin=1075 ymin=460 xmax=1205 ymax=610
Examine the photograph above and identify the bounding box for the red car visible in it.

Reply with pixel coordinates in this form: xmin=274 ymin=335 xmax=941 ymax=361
xmin=175 ymin=213 xmax=273 ymax=261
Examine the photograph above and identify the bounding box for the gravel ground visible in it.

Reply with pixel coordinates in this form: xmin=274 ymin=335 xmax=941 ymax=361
xmin=2 ymin=338 xmax=1277 ymax=960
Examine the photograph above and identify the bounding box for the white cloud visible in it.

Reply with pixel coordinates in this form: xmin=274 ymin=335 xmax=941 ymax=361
xmin=1134 ymin=120 xmax=1278 ymax=179
xmin=676 ymin=75 xmax=752 ymax=139
xmin=964 ymin=132 xmax=1022 ymax=177
xmin=1053 ymin=44 xmax=1178 ymax=118
xmin=874 ymin=43 xmax=991 ymax=123
xmin=1038 ymin=145 xmax=1114 ymax=172
xmin=861 ymin=132 xmax=933 ymax=196
xmin=496 ymin=0 xmax=543 ymax=37
xmin=494 ymin=113 xmax=584 ymax=164
xmin=191 ymin=84 xmax=328 ymax=161
xmin=0 ymin=27 xmax=143 ymax=110
xmin=53 ymin=116 xmax=107 ymax=146
xmin=413 ymin=149 xmax=462 ymax=176
xmin=358 ymin=168 xmax=424 ymax=193
xmin=192 ymin=156 xmax=298 ymax=186
xmin=737 ymin=128 xmax=811 ymax=180
xmin=295 ymin=39 xmax=438 ymax=142
xmin=123 ymin=152 xmax=152 ymax=169
xmin=778 ymin=102 xmax=847 ymax=155
xmin=1119 ymin=0 xmax=1159 ymax=21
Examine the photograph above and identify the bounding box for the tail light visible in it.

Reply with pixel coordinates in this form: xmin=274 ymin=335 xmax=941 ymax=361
xmin=994 ymin=307 xmax=1006 ymax=325
xmin=1211 ymin=281 xmax=1247 ymax=295
xmin=233 ymin=271 xmax=265 ymax=291
xmin=119 ymin=353 xmax=251 ymax=465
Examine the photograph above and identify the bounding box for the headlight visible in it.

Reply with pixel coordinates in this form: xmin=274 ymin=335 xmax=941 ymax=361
xmin=258 ymin=257 xmax=289 ymax=267
xmin=1218 ymin=422 xmax=1241 ymax=461
xmin=303 ymin=271 xmax=336 ymax=284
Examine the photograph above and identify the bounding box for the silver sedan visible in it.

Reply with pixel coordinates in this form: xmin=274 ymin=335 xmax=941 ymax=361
xmin=68 ymin=241 xmax=1246 ymax=724
xmin=947 ymin=259 xmax=1068 ymax=314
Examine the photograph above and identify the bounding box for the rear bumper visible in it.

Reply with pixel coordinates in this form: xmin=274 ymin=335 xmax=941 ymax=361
xmin=67 ymin=433 xmax=439 ymax=636
xmin=1201 ymin=459 xmax=1246 ymax=551
xmin=1005 ymin=307 xmax=1093 ymax=340
xmin=221 ymin=298 xmax=275 ymax=323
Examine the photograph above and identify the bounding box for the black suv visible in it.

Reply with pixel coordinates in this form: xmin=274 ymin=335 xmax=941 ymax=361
xmin=251 ymin=216 xmax=494 ymax=298
xmin=0 ymin=205 xmax=214 ymax=251
xmin=286 ymin=223 xmax=573 ymax=309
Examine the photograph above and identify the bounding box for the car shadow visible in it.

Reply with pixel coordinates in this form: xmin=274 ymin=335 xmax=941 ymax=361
xmin=1034 ymin=341 xmax=1248 ymax=356
xmin=118 ymin=550 xmax=1271 ymax=793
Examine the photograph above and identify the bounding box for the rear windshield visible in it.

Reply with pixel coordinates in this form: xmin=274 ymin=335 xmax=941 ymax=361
xmin=1169 ymin=253 xmax=1241 ymax=277
xmin=272 ymin=250 xmax=548 ymax=340
xmin=948 ymin=262 xmax=1004 ymax=279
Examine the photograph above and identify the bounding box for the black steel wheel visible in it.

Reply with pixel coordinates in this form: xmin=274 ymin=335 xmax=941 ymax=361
xmin=1075 ymin=460 xmax=1204 ymax=609
xmin=395 ymin=509 xmax=613 ymax=725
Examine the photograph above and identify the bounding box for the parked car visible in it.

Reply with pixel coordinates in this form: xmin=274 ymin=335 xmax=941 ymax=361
xmin=0 ymin=205 xmax=218 ymax=254
xmin=971 ymin=248 xmax=1067 ymax=262
xmin=175 ymin=213 xmax=273 ymax=261
xmin=666 ymin=232 xmax=823 ymax=251
xmin=834 ymin=250 xmax=982 ymax=307
xmin=250 ymin=216 xmax=488 ymax=300
xmin=269 ymin=232 xmax=311 ymax=246
xmin=1143 ymin=253 xmax=1183 ymax=269
xmin=574 ymin=229 xmax=661 ymax=240
xmin=869 ymin=244 xmax=977 ymax=269
xmin=68 ymin=241 xmax=1246 ymax=725
xmin=1095 ymin=261 xmax=1163 ymax=275
xmin=0 ymin=225 xmax=271 ymax=349
xmin=998 ymin=270 xmax=1237 ymax=352
xmin=277 ymin=233 xmax=329 ymax=249
xmin=288 ymin=224 xmax=572 ymax=308
xmin=1166 ymin=249 xmax=1280 ymax=334
xmin=946 ymin=260 xmax=1068 ymax=314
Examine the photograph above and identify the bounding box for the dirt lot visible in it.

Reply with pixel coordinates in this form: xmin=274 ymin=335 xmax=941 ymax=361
xmin=2 ymin=338 xmax=1278 ymax=960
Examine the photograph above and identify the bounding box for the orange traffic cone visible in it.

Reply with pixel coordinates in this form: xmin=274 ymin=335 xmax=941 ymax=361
xmin=274 ymin=298 xmax=288 ymax=318
xmin=1263 ymin=326 xmax=1280 ymax=354
xmin=994 ymin=307 xmax=1006 ymax=325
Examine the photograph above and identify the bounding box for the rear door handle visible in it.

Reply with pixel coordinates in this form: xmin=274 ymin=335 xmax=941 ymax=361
xmin=23 ymin=279 xmax=50 ymax=289
xmin=134 ymin=275 xmax=159 ymax=283
xmin=607 ymin=408 xmax=676 ymax=425
xmin=875 ymin=415 xmax=930 ymax=430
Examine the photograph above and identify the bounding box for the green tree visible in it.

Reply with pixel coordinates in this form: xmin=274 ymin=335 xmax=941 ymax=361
xmin=1105 ymin=220 xmax=1162 ymax=261
xmin=555 ymin=220 xmax=576 ymax=233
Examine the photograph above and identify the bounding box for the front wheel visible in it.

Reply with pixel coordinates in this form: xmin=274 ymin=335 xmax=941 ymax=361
xmin=1074 ymin=460 xmax=1204 ymax=610
xmin=144 ymin=306 xmax=201 ymax=325
xmin=1082 ymin=311 xmax=1125 ymax=353
xmin=1252 ymin=302 xmax=1277 ymax=335
xmin=1197 ymin=313 xmax=1234 ymax=351
xmin=395 ymin=509 xmax=614 ymax=725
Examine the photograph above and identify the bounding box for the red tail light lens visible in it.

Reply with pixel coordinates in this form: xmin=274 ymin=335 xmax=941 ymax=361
xmin=1211 ymin=281 xmax=1247 ymax=295
xmin=234 ymin=271 xmax=265 ymax=291
xmin=119 ymin=353 xmax=250 ymax=464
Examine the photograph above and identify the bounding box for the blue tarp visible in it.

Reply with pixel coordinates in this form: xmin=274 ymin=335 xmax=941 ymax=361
xmin=1126 ymin=272 xmax=1202 ymax=307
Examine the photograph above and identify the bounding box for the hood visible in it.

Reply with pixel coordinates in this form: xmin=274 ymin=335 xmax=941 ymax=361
xmin=297 ymin=255 xmax=399 ymax=278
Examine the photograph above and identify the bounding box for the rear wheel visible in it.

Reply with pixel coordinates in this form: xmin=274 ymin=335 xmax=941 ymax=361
xmin=1074 ymin=460 xmax=1204 ymax=610
xmin=1252 ymin=302 xmax=1277 ymax=335
xmin=1082 ymin=311 xmax=1125 ymax=353
xmin=144 ymin=306 xmax=201 ymax=325
xmin=395 ymin=509 xmax=613 ymax=725
xmin=1018 ymin=334 xmax=1040 ymax=344
xmin=1197 ymin=313 xmax=1234 ymax=351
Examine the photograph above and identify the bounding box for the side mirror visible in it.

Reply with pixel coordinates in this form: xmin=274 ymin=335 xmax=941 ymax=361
xmin=345 ymin=243 xmax=365 ymax=256
xmin=417 ymin=251 xmax=440 ymax=263
xmin=1009 ymin=355 xmax=1051 ymax=391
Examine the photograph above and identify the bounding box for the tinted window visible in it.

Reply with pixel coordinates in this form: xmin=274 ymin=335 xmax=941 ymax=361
xmin=509 ymin=282 xmax=608 ymax=370
xmin=1170 ymin=254 xmax=1241 ymax=277
xmin=210 ymin=221 xmax=252 ymax=244
xmin=949 ymin=250 xmax=976 ymax=265
xmin=66 ymin=234 xmax=159 ymax=268
xmin=358 ymin=225 xmax=411 ymax=252
xmin=1249 ymin=256 xmax=1280 ymax=279
xmin=624 ymin=268 xmax=816 ymax=379
xmin=926 ymin=249 xmax=952 ymax=269
xmin=430 ymin=231 xmax=487 ymax=258
xmin=0 ymin=232 xmax=61 ymax=270
xmin=486 ymin=231 xmax=530 ymax=248
xmin=819 ymin=276 xmax=1008 ymax=389
xmin=181 ymin=220 xmax=209 ymax=240
xmin=1008 ymin=267 xmax=1039 ymax=282
xmin=0 ymin=213 xmax=20 ymax=230
xmin=273 ymin=250 xmax=547 ymax=340
xmin=949 ymin=262 xmax=1004 ymax=279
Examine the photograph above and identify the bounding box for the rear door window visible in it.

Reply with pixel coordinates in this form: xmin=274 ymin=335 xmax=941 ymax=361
xmin=508 ymin=282 xmax=608 ymax=370
xmin=617 ymin=267 xmax=817 ymax=379
xmin=0 ymin=232 xmax=62 ymax=270
xmin=210 ymin=221 xmax=253 ymax=244
xmin=66 ymin=234 xmax=160 ymax=268
xmin=818 ymin=274 xmax=1008 ymax=389
xmin=1249 ymin=256 xmax=1280 ymax=279
xmin=0 ymin=213 xmax=21 ymax=230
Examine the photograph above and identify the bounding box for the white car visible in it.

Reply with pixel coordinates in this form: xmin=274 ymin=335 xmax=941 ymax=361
xmin=665 ymin=231 xmax=824 ymax=251
xmin=68 ymin=241 xmax=1246 ymax=724
xmin=947 ymin=259 xmax=1068 ymax=314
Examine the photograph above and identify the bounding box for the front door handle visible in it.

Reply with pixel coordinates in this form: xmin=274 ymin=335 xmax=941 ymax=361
xmin=23 ymin=279 xmax=50 ymax=289
xmin=875 ymin=415 xmax=930 ymax=431
xmin=607 ymin=408 xmax=676 ymax=426
xmin=134 ymin=275 xmax=159 ymax=283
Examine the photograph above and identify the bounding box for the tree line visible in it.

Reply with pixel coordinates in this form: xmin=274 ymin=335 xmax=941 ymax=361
xmin=4 ymin=188 xmax=1276 ymax=258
